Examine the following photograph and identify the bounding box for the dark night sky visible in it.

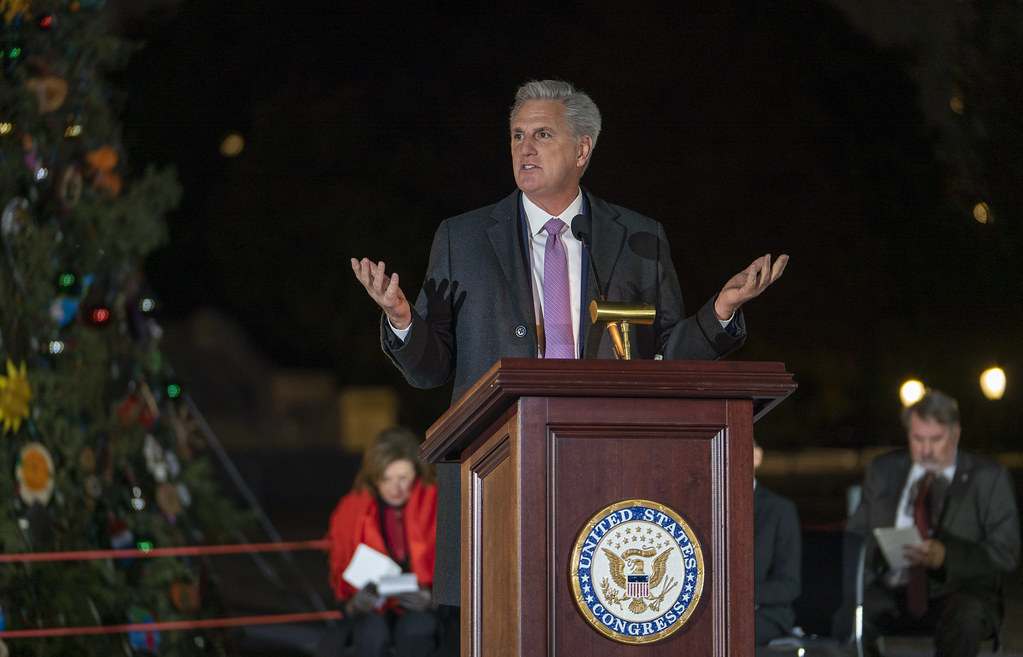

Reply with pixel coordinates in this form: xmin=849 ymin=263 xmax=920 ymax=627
xmin=112 ymin=0 xmax=1022 ymax=448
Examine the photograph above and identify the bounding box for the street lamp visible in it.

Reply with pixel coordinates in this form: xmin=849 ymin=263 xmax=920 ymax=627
xmin=980 ymin=367 xmax=1006 ymax=400
xmin=900 ymin=380 xmax=925 ymax=406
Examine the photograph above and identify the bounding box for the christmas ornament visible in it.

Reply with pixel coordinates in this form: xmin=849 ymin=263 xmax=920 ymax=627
xmin=128 ymin=605 xmax=160 ymax=654
xmin=83 ymin=302 xmax=113 ymax=327
xmin=130 ymin=486 xmax=146 ymax=511
xmin=1 ymin=197 xmax=29 ymax=237
xmin=143 ymin=433 xmax=168 ymax=482
xmin=116 ymin=386 xmax=157 ymax=428
xmin=164 ymin=450 xmax=180 ymax=478
xmin=109 ymin=517 xmax=133 ymax=547
xmin=170 ymin=581 xmax=200 ymax=612
xmin=50 ymin=296 xmax=81 ymax=326
xmin=15 ymin=442 xmax=54 ymax=505
xmin=85 ymin=144 xmax=116 ymax=171
xmin=0 ymin=359 xmax=32 ymax=433
xmin=155 ymin=481 xmax=181 ymax=517
xmin=175 ymin=482 xmax=192 ymax=508
xmin=167 ymin=402 xmax=198 ymax=459
xmin=59 ymin=165 xmax=83 ymax=205
xmin=50 ymin=272 xmax=93 ymax=326
xmin=108 ymin=515 xmax=135 ymax=566
xmin=85 ymin=145 xmax=121 ymax=196
xmin=20 ymin=134 xmax=45 ymax=178
xmin=26 ymin=75 xmax=68 ymax=114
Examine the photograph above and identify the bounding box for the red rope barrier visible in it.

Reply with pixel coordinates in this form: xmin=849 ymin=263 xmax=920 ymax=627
xmin=0 ymin=611 xmax=343 ymax=639
xmin=0 ymin=539 xmax=339 ymax=639
xmin=0 ymin=539 xmax=328 ymax=563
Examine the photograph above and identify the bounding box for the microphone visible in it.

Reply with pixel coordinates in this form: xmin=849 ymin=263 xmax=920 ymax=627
xmin=572 ymin=214 xmax=626 ymax=358
xmin=570 ymin=214 xmax=607 ymax=301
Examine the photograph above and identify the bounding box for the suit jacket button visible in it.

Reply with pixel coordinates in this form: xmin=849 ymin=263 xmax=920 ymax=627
xmin=515 ymin=326 xmax=527 ymax=338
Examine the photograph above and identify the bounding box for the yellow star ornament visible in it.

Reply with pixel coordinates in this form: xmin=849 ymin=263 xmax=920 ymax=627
xmin=0 ymin=359 xmax=32 ymax=434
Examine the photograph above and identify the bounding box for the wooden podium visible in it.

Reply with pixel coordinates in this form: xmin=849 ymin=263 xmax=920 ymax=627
xmin=421 ymin=358 xmax=796 ymax=657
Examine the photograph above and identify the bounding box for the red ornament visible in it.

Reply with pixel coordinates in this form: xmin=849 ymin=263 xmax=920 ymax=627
xmin=90 ymin=306 xmax=110 ymax=324
xmin=116 ymin=393 xmax=141 ymax=426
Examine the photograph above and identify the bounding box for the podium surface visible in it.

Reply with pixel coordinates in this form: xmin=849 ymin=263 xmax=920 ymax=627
xmin=422 ymin=358 xmax=796 ymax=657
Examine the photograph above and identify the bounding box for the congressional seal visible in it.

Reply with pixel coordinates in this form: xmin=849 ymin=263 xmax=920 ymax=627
xmin=569 ymin=498 xmax=705 ymax=644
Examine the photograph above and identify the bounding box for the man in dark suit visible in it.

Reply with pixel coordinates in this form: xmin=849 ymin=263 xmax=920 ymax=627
xmin=753 ymin=442 xmax=802 ymax=646
xmin=352 ymin=79 xmax=788 ymax=617
xmin=847 ymin=389 xmax=1020 ymax=657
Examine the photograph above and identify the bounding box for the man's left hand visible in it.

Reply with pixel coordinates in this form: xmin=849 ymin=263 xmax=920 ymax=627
xmin=714 ymin=253 xmax=789 ymax=320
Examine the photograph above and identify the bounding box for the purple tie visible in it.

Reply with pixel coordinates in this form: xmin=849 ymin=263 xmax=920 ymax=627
xmin=543 ymin=217 xmax=574 ymax=359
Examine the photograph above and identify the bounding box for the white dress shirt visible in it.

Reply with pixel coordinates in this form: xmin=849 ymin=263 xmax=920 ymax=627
xmin=521 ymin=191 xmax=584 ymax=358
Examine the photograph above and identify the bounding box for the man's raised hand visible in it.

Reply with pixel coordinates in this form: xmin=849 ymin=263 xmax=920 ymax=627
xmin=351 ymin=258 xmax=412 ymax=330
xmin=714 ymin=253 xmax=789 ymax=321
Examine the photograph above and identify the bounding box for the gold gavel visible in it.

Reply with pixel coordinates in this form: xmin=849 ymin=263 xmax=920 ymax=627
xmin=589 ymin=301 xmax=656 ymax=360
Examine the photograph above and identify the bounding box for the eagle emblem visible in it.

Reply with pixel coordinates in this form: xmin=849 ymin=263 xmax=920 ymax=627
xmin=602 ymin=546 xmax=677 ymax=614
xmin=569 ymin=499 xmax=705 ymax=644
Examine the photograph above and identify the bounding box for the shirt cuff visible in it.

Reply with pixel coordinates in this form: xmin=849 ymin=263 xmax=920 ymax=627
xmin=388 ymin=317 xmax=411 ymax=342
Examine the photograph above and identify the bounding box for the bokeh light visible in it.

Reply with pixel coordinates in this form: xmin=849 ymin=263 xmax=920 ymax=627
xmin=900 ymin=380 xmax=925 ymax=406
xmin=980 ymin=367 xmax=1006 ymax=401
xmin=219 ymin=133 xmax=245 ymax=157
xmin=949 ymin=93 xmax=965 ymax=115
xmin=973 ymin=202 xmax=992 ymax=224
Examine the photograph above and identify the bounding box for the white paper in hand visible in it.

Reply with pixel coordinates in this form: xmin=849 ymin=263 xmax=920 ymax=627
xmin=872 ymin=526 xmax=923 ymax=569
xmin=377 ymin=572 xmax=420 ymax=597
xmin=343 ymin=543 xmax=402 ymax=589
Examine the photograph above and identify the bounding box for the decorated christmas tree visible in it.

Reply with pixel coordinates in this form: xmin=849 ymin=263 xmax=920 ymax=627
xmin=1 ymin=1 xmax=247 ymax=654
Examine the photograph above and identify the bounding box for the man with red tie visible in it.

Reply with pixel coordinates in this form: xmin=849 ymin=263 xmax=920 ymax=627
xmin=847 ymin=389 xmax=1020 ymax=657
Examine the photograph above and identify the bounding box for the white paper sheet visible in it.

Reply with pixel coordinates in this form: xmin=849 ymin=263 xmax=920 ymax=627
xmin=377 ymin=572 xmax=420 ymax=596
xmin=872 ymin=526 xmax=923 ymax=569
xmin=342 ymin=543 xmax=402 ymax=589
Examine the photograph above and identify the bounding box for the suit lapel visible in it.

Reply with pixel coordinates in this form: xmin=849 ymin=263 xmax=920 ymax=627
xmin=486 ymin=191 xmax=536 ymax=329
xmin=938 ymin=452 xmax=972 ymax=530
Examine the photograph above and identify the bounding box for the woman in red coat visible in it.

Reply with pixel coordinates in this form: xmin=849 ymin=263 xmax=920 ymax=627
xmin=324 ymin=427 xmax=439 ymax=657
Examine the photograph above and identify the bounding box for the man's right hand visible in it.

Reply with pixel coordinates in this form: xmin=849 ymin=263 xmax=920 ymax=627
xmin=351 ymin=258 xmax=412 ymax=330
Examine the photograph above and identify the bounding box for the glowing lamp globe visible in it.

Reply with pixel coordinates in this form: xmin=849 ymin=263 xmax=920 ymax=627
xmin=980 ymin=367 xmax=1006 ymax=401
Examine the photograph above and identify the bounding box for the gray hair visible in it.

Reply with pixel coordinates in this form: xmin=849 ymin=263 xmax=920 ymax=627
xmin=902 ymin=389 xmax=961 ymax=430
xmin=509 ymin=79 xmax=602 ymax=171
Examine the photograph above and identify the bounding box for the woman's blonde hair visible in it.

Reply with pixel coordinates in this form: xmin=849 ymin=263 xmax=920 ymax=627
xmin=352 ymin=427 xmax=436 ymax=496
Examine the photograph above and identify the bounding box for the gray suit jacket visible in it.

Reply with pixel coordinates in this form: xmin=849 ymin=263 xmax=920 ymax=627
xmin=382 ymin=188 xmax=747 ymax=604
xmin=847 ymin=448 xmax=1020 ymax=620
xmin=754 ymin=483 xmax=802 ymax=637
